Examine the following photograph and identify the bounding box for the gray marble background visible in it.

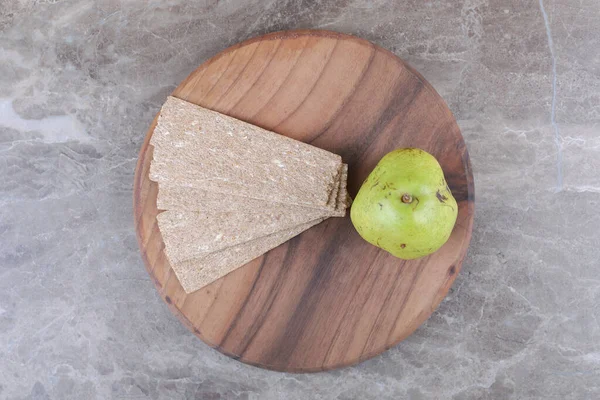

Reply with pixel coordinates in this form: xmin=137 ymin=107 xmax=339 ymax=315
xmin=1 ymin=0 xmax=599 ymax=399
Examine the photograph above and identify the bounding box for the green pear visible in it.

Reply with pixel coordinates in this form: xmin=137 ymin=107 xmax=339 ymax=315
xmin=350 ymin=148 xmax=457 ymax=259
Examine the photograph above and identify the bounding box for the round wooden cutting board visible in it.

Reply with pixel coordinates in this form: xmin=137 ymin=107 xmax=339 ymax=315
xmin=134 ymin=30 xmax=474 ymax=372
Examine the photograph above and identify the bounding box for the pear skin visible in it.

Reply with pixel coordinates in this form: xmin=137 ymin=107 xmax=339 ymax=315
xmin=350 ymin=148 xmax=457 ymax=259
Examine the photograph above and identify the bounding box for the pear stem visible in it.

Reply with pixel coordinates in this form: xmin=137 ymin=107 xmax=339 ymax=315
xmin=401 ymin=193 xmax=413 ymax=203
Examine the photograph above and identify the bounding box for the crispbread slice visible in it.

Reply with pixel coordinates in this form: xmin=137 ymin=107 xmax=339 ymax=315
xmin=158 ymin=206 xmax=328 ymax=264
xmin=150 ymin=96 xmax=341 ymax=209
xmin=336 ymin=164 xmax=349 ymax=214
xmin=156 ymin=183 xmax=341 ymax=216
xmin=327 ymin=165 xmax=342 ymax=209
xmin=172 ymin=218 xmax=325 ymax=293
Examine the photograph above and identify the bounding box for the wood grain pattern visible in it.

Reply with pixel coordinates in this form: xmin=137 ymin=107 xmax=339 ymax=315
xmin=133 ymin=30 xmax=475 ymax=372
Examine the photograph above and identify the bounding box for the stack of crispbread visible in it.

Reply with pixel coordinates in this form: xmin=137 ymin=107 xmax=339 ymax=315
xmin=149 ymin=96 xmax=349 ymax=293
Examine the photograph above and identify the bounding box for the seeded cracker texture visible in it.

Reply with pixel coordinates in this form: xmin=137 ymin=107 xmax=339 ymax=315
xmin=336 ymin=164 xmax=349 ymax=214
xmin=327 ymin=165 xmax=342 ymax=209
xmin=156 ymin=184 xmax=345 ymax=217
xmin=149 ymin=96 xmax=341 ymax=209
xmin=157 ymin=207 xmax=329 ymax=264
xmin=173 ymin=219 xmax=325 ymax=293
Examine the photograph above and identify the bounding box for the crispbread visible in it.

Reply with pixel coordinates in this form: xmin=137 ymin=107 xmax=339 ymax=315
xmin=156 ymin=183 xmax=343 ymax=216
xmin=157 ymin=206 xmax=329 ymax=264
xmin=150 ymin=96 xmax=350 ymax=292
xmin=336 ymin=164 xmax=349 ymax=214
xmin=172 ymin=218 xmax=325 ymax=293
xmin=149 ymin=96 xmax=341 ymax=209
xmin=327 ymin=165 xmax=342 ymax=208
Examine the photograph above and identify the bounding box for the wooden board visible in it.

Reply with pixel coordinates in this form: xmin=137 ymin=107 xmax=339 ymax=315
xmin=133 ymin=30 xmax=475 ymax=372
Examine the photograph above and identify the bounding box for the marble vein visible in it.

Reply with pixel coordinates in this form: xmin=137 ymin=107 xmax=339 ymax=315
xmin=539 ymin=0 xmax=563 ymax=191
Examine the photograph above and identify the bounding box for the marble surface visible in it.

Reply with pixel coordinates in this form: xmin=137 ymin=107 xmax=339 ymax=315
xmin=1 ymin=0 xmax=599 ymax=398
